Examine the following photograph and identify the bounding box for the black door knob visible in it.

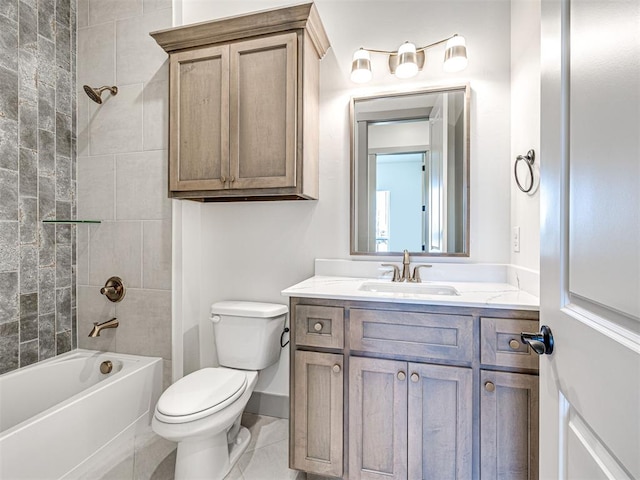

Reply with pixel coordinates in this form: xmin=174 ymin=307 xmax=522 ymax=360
xmin=521 ymin=325 xmax=554 ymax=355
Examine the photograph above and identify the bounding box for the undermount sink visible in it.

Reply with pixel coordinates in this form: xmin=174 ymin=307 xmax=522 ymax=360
xmin=359 ymin=281 xmax=460 ymax=296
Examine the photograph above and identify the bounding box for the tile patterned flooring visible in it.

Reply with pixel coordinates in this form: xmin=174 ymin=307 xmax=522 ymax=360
xmin=98 ymin=413 xmax=309 ymax=480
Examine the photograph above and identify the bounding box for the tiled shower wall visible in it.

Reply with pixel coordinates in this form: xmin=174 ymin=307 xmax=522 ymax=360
xmin=75 ymin=0 xmax=172 ymax=381
xmin=0 ymin=0 xmax=77 ymax=373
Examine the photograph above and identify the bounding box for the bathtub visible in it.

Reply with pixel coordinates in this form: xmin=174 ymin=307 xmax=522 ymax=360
xmin=0 ymin=349 xmax=163 ymax=480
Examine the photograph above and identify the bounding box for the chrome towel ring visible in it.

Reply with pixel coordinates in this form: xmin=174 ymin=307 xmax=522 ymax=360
xmin=514 ymin=149 xmax=535 ymax=193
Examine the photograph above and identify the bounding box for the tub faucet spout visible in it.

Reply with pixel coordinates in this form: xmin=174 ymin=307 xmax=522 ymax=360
xmin=89 ymin=318 xmax=119 ymax=337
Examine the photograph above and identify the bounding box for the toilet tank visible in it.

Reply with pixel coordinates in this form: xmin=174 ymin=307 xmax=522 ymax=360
xmin=210 ymin=301 xmax=288 ymax=370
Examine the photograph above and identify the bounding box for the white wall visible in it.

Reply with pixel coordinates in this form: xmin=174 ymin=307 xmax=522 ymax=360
xmin=175 ymin=0 xmax=514 ymax=397
xmin=510 ymin=0 xmax=541 ymax=273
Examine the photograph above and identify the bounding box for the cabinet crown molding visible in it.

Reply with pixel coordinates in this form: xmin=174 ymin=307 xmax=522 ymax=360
xmin=150 ymin=2 xmax=330 ymax=58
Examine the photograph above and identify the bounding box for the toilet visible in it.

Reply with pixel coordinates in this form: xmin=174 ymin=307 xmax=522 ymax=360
xmin=152 ymin=301 xmax=288 ymax=480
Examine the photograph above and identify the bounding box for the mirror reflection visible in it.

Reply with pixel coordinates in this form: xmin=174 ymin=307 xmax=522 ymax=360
xmin=350 ymin=85 xmax=470 ymax=256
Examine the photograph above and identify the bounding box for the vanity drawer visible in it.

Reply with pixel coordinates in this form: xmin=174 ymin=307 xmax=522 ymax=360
xmin=480 ymin=317 xmax=539 ymax=370
xmin=295 ymin=305 xmax=344 ymax=349
xmin=349 ymin=309 xmax=473 ymax=363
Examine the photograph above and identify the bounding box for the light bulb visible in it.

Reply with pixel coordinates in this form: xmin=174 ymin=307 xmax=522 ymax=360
xmin=443 ymin=35 xmax=468 ymax=72
xmin=395 ymin=42 xmax=419 ymax=79
xmin=350 ymin=49 xmax=372 ymax=84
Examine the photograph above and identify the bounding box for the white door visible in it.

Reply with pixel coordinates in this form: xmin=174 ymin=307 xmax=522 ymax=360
xmin=539 ymin=0 xmax=640 ymax=479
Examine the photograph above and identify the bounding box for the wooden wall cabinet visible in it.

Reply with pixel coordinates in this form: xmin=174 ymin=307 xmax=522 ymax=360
xmin=289 ymin=298 xmax=540 ymax=480
xmin=151 ymin=4 xmax=329 ymax=201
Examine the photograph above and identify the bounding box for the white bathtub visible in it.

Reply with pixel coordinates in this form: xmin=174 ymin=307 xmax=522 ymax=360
xmin=0 ymin=349 xmax=162 ymax=480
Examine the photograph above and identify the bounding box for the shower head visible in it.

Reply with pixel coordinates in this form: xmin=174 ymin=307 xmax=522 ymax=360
xmin=83 ymin=85 xmax=118 ymax=104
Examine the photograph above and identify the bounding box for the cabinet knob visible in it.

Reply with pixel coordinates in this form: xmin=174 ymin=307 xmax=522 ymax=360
xmin=313 ymin=322 xmax=323 ymax=332
xmin=410 ymin=373 xmax=420 ymax=383
xmin=485 ymin=381 xmax=496 ymax=393
xmin=332 ymin=364 xmax=341 ymax=373
xmin=230 ymin=175 xmax=236 ymax=183
xmin=397 ymin=371 xmax=406 ymax=381
xmin=509 ymin=339 xmax=520 ymax=350
xmin=221 ymin=176 xmax=227 ymax=183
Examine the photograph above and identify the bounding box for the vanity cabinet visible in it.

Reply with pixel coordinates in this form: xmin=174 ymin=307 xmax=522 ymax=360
xmin=289 ymin=298 xmax=540 ymax=480
xmin=349 ymin=357 xmax=472 ymax=480
xmin=150 ymin=4 xmax=330 ymax=201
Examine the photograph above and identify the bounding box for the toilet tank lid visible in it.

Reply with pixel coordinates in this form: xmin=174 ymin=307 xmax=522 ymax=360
xmin=210 ymin=301 xmax=288 ymax=318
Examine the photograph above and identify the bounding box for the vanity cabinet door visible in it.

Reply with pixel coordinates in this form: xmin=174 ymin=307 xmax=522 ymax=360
xmin=349 ymin=356 xmax=408 ymax=480
xmin=292 ymin=350 xmax=343 ymax=478
xmin=480 ymin=370 xmax=539 ymax=480
xmin=408 ymin=363 xmax=473 ymax=479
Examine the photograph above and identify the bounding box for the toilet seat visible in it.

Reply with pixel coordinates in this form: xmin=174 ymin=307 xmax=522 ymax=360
xmin=155 ymin=367 xmax=248 ymax=424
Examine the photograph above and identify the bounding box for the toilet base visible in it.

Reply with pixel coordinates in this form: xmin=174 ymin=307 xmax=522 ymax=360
xmin=174 ymin=426 xmax=252 ymax=480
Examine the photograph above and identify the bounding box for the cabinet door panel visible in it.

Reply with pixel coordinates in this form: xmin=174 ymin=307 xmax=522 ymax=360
xmin=170 ymin=45 xmax=229 ymax=190
xmin=480 ymin=370 xmax=539 ymax=480
xmin=408 ymin=363 xmax=473 ymax=479
xmin=349 ymin=356 xmax=407 ymax=480
xmin=230 ymin=33 xmax=297 ymax=189
xmin=292 ymin=351 xmax=343 ymax=477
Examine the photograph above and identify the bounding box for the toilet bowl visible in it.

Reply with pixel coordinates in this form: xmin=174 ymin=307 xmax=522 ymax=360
xmin=152 ymin=301 xmax=288 ymax=480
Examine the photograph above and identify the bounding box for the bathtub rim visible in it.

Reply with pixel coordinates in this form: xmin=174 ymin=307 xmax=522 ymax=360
xmin=0 ymin=349 xmax=162 ymax=441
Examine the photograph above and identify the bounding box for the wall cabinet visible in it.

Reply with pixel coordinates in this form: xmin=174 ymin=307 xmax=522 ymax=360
xmin=289 ymin=298 xmax=540 ymax=480
xmin=151 ymin=4 xmax=329 ymax=201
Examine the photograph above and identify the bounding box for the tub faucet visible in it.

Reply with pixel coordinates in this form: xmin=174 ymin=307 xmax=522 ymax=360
xmin=88 ymin=318 xmax=119 ymax=337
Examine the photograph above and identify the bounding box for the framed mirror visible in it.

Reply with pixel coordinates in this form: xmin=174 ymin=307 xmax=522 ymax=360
xmin=350 ymin=84 xmax=470 ymax=256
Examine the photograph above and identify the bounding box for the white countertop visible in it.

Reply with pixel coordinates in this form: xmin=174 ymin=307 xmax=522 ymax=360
xmin=282 ymin=276 xmax=540 ymax=311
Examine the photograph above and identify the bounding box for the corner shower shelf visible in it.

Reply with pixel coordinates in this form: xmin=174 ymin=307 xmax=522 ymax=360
xmin=42 ymin=220 xmax=101 ymax=224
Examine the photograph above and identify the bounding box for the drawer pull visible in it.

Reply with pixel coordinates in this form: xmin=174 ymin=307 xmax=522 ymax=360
xmin=485 ymin=381 xmax=496 ymax=393
xmin=410 ymin=373 xmax=420 ymax=383
xmin=397 ymin=371 xmax=406 ymax=381
xmin=313 ymin=322 xmax=323 ymax=332
xmin=509 ymin=339 xmax=520 ymax=350
xmin=332 ymin=364 xmax=341 ymax=373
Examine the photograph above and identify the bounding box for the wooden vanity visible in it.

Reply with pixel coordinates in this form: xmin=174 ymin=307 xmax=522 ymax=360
xmin=287 ymin=294 xmax=539 ymax=479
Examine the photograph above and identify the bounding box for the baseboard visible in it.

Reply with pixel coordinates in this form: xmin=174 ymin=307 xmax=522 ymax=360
xmin=245 ymin=392 xmax=289 ymax=419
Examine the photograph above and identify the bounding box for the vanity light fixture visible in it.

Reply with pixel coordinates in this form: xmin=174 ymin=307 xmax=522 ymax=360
xmin=350 ymin=34 xmax=468 ymax=83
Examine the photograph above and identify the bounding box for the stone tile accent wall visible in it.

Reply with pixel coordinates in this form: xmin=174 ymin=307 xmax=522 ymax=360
xmin=0 ymin=0 xmax=77 ymax=374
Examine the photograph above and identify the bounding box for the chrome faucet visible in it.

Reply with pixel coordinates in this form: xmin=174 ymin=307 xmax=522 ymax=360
xmin=382 ymin=250 xmax=432 ymax=282
xmin=88 ymin=318 xmax=119 ymax=337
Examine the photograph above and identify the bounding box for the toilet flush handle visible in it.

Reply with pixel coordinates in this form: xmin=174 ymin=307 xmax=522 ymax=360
xmin=210 ymin=314 xmax=221 ymax=323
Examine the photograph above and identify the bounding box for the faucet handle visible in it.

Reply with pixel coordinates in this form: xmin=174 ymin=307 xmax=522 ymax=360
xmin=381 ymin=264 xmax=402 ymax=282
xmin=411 ymin=264 xmax=433 ymax=283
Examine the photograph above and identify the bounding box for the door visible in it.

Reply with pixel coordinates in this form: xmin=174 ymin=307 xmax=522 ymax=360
xmin=408 ymin=363 xmax=473 ymax=479
xmin=480 ymin=370 xmax=538 ymax=479
xmin=229 ymin=32 xmax=297 ymax=190
xmin=540 ymin=0 xmax=640 ymax=478
xmin=349 ymin=356 xmax=408 ymax=480
xmin=169 ymin=44 xmax=229 ymax=191
xmin=292 ymin=350 xmax=343 ymax=477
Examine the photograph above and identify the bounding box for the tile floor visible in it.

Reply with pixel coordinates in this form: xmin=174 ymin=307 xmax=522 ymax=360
xmin=97 ymin=413 xmax=311 ymax=480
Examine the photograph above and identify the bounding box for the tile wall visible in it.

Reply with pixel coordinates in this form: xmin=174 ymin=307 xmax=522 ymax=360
xmin=0 ymin=0 xmax=77 ymax=373
xmin=75 ymin=0 xmax=172 ymax=381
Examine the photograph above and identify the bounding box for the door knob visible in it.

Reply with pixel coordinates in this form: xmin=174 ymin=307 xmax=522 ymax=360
xmin=521 ymin=325 xmax=554 ymax=355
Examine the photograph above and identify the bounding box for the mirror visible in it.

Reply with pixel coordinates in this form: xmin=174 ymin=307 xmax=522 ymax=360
xmin=350 ymin=84 xmax=470 ymax=256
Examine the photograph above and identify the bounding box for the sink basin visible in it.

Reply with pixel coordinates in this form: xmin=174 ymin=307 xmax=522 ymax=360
xmin=359 ymin=282 xmax=460 ymax=296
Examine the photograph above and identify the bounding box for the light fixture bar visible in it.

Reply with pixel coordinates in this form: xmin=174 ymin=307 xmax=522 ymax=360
xmin=350 ymin=34 xmax=467 ymax=83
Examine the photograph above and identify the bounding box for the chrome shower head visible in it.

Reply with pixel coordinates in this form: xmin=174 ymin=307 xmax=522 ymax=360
xmin=83 ymin=85 xmax=118 ymax=104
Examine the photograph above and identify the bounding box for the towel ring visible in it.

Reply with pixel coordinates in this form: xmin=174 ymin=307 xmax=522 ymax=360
xmin=514 ymin=149 xmax=535 ymax=193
